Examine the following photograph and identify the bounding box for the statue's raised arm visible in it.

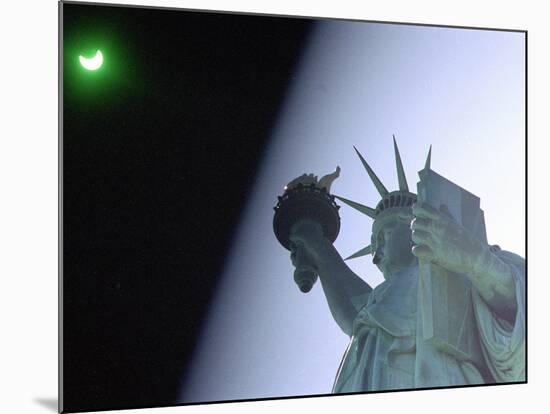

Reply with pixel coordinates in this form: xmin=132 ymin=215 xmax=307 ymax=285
xmin=273 ymin=166 xmax=372 ymax=336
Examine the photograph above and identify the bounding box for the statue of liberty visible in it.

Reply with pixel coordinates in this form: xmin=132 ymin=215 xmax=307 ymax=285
xmin=273 ymin=137 xmax=525 ymax=392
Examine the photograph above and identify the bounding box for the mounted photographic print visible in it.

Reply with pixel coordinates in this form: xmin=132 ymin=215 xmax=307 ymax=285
xmin=60 ymin=1 xmax=526 ymax=412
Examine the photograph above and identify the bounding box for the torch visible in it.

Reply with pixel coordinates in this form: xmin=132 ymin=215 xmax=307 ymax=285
xmin=273 ymin=168 xmax=341 ymax=293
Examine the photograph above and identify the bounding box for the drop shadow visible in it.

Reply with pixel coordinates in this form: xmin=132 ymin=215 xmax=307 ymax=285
xmin=34 ymin=397 xmax=58 ymax=412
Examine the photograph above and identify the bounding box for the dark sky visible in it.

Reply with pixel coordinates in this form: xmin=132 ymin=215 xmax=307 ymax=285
xmin=61 ymin=2 xmax=313 ymax=412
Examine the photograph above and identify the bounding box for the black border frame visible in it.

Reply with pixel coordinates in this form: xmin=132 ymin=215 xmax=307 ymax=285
xmin=58 ymin=1 xmax=528 ymax=412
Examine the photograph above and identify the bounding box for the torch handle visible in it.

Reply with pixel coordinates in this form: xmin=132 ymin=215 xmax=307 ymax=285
xmin=294 ymin=269 xmax=318 ymax=293
xmin=291 ymin=237 xmax=319 ymax=293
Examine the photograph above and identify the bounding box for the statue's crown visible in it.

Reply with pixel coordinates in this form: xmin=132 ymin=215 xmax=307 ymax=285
xmin=334 ymin=136 xmax=431 ymax=260
xmin=374 ymin=190 xmax=416 ymax=216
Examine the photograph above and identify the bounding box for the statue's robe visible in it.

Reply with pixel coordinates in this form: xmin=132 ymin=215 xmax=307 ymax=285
xmin=333 ymin=249 xmax=525 ymax=392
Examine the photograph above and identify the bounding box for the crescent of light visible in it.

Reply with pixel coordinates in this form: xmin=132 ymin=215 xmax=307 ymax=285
xmin=79 ymin=50 xmax=104 ymax=71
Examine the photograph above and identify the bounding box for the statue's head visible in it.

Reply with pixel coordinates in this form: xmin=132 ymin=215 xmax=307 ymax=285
xmin=335 ymin=137 xmax=430 ymax=278
xmin=370 ymin=200 xmax=416 ymax=277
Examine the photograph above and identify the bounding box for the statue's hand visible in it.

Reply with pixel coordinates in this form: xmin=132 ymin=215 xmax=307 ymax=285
xmin=288 ymin=219 xmax=325 ymax=267
xmin=411 ymin=202 xmax=517 ymax=316
xmin=410 ymin=202 xmax=485 ymax=275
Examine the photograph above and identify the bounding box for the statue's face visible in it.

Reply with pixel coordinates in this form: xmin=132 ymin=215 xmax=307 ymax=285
xmin=371 ymin=218 xmax=416 ymax=278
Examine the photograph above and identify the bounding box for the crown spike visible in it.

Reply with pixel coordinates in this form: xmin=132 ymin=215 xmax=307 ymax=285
xmin=393 ymin=135 xmax=409 ymax=192
xmin=345 ymin=245 xmax=373 ymax=260
xmin=334 ymin=195 xmax=376 ymax=219
xmin=353 ymin=146 xmax=388 ymax=197
xmin=425 ymin=145 xmax=432 ymax=170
